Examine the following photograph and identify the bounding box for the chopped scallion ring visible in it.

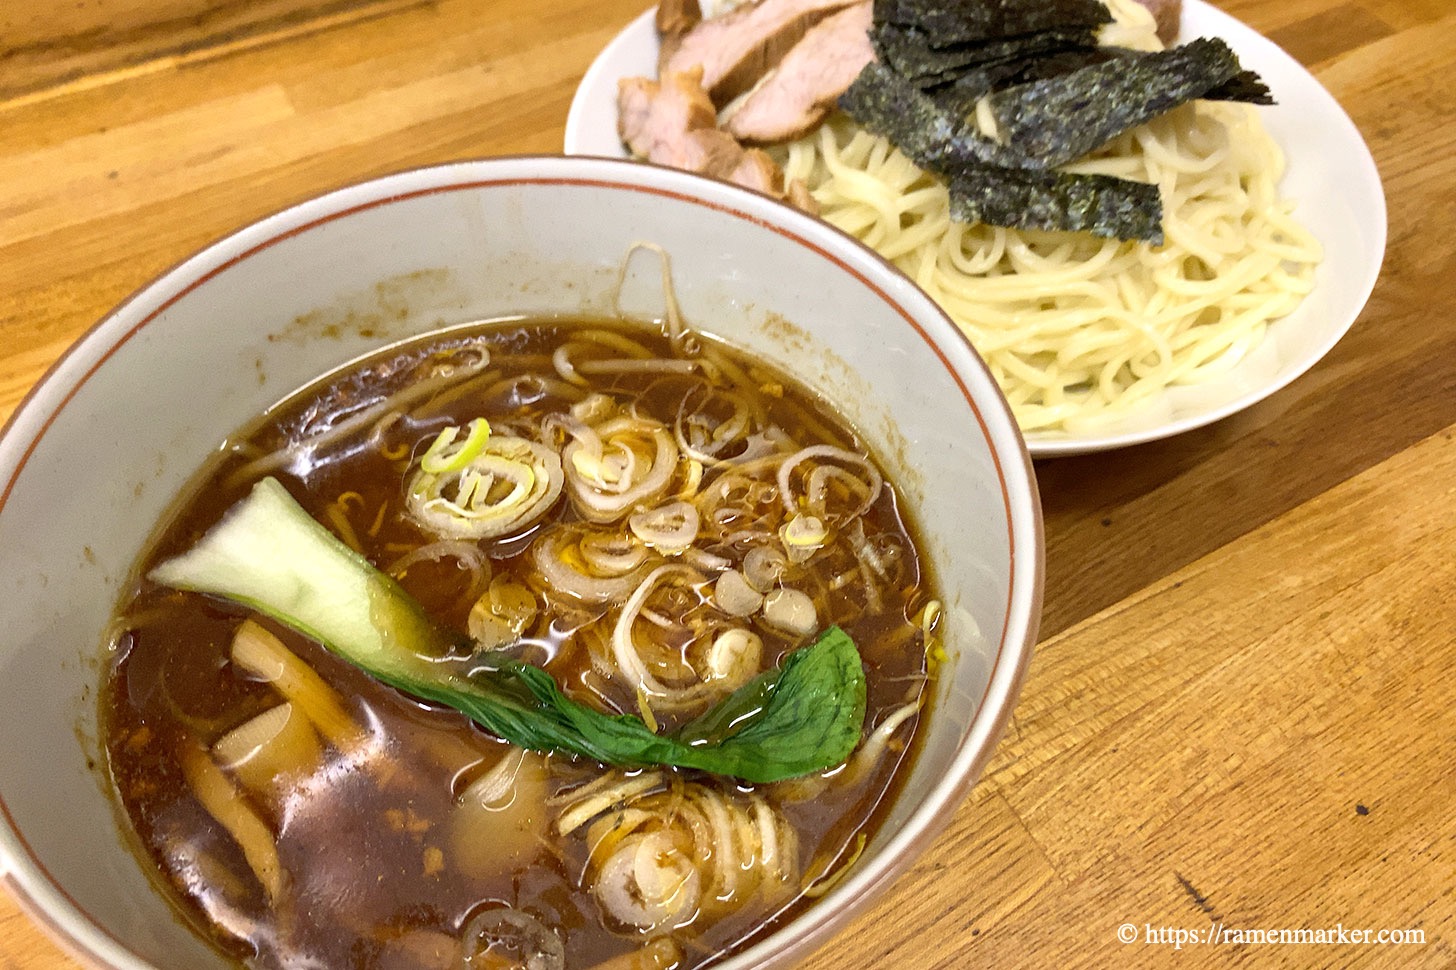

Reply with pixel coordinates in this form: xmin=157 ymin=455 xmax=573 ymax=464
xmin=407 ymin=435 xmax=563 ymax=540
xmin=420 ymin=417 xmax=492 ymax=475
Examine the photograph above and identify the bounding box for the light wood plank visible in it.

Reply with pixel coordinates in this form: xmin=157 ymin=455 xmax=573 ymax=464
xmin=0 ymin=0 xmax=425 ymax=99
xmin=2 ymin=0 xmax=1455 ymax=967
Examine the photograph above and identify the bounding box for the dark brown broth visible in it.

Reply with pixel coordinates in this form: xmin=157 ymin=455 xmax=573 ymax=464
xmin=102 ymin=318 xmax=936 ymax=970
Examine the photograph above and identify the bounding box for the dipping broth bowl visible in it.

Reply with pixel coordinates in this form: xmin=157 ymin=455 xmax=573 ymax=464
xmin=0 ymin=155 xmax=1042 ymax=970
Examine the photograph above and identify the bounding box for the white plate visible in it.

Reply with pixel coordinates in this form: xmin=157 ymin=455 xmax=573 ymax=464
xmin=563 ymin=2 xmax=1387 ymax=457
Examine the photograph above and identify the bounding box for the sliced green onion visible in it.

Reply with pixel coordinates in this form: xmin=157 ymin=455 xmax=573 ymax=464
xmin=420 ymin=417 xmax=492 ymax=475
xmin=781 ymin=514 xmax=828 ymax=547
xmin=780 ymin=513 xmax=829 ymax=562
xmin=408 ymin=438 xmax=563 ymax=540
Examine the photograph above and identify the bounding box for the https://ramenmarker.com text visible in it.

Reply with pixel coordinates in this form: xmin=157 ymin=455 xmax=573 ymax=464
xmin=1117 ymin=922 xmax=1427 ymax=949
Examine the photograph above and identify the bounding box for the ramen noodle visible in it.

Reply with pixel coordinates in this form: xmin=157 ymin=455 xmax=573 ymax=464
xmin=780 ymin=0 xmax=1322 ymax=433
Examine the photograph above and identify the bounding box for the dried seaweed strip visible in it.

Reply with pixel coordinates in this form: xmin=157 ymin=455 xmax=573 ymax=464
xmin=983 ymin=38 xmax=1254 ymax=168
xmin=927 ymin=57 xmax=1048 ymax=115
xmin=838 ymin=61 xmax=1022 ymax=167
xmin=936 ymin=49 xmax=1269 ymax=114
xmin=872 ymin=0 xmax=1110 ymax=47
xmin=947 ymin=166 xmax=1164 ymax=242
xmin=840 ymin=63 xmax=1163 ymax=240
xmin=839 ymin=61 xmax=961 ymax=160
xmin=1205 ymin=70 xmax=1274 ymax=105
xmin=999 ymin=46 xmax=1124 ymax=84
xmin=871 ymin=23 xmax=1097 ymax=86
xmin=929 ymin=46 xmax=1121 ymax=115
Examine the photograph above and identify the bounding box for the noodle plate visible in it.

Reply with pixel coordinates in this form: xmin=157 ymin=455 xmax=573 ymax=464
xmin=780 ymin=0 xmax=1322 ymax=434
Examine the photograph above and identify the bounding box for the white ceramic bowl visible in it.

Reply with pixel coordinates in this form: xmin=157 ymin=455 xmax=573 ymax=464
xmin=0 ymin=156 xmax=1042 ymax=970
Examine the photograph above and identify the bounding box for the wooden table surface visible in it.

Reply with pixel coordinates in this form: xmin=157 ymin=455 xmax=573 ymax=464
xmin=2 ymin=0 xmax=1453 ymax=967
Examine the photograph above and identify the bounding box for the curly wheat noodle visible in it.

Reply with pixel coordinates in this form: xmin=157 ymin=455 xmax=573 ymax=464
xmin=779 ymin=0 xmax=1322 ymax=434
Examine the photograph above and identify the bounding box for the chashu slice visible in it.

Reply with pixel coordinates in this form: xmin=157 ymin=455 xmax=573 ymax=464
xmin=656 ymin=0 xmax=702 ymax=36
xmin=656 ymin=0 xmax=702 ymax=63
xmin=616 ymin=67 xmax=815 ymax=209
xmin=662 ymin=0 xmax=860 ymax=105
xmin=1133 ymin=0 xmax=1182 ymax=43
xmin=725 ymin=0 xmax=873 ymax=144
xmin=618 ymin=68 xmax=722 ymax=168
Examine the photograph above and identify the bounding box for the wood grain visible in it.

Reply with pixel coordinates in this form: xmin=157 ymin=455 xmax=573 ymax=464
xmin=2 ymin=0 xmax=1453 ymax=966
xmin=0 ymin=0 xmax=428 ymax=100
xmin=801 ymin=425 xmax=1456 ymax=969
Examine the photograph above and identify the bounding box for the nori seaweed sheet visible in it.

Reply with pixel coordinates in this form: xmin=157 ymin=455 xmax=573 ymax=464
xmin=839 ymin=61 xmax=1023 ymax=168
xmin=983 ymin=37 xmax=1254 ymax=168
xmin=872 ymin=23 xmax=1098 ymax=86
xmin=834 ymin=0 xmax=1271 ymax=240
xmin=948 ymin=166 xmax=1165 ymax=243
xmin=1206 ymin=70 xmax=1274 ymax=104
xmin=929 ymin=46 xmax=1122 ymax=115
xmin=839 ymin=62 xmax=1165 ymax=241
xmin=933 ymin=47 xmax=1273 ymax=112
xmin=872 ymin=0 xmax=1111 ymax=47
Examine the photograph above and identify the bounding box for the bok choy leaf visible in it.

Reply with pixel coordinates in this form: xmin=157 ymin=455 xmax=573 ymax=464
xmin=150 ymin=477 xmax=866 ymax=783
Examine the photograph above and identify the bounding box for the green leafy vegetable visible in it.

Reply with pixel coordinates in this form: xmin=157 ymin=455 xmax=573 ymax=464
xmin=149 ymin=477 xmax=867 ymax=783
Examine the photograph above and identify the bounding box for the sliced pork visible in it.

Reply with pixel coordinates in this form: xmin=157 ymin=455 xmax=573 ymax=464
xmin=655 ymin=0 xmax=702 ymax=37
xmin=618 ymin=68 xmax=721 ymax=168
xmin=656 ymin=0 xmax=702 ymax=64
xmin=615 ymin=68 xmax=815 ymax=210
xmin=726 ymin=148 xmax=783 ymax=194
xmin=662 ymin=0 xmax=860 ymax=105
xmin=725 ymin=1 xmax=873 ymax=144
xmin=1133 ymin=0 xmax=1182 ymax=44
xmin=683 ymin=127 xmax=755 ymax=176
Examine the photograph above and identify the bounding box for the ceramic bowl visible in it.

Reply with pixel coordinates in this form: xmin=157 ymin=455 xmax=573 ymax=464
xmin=0 ymin=155 xmax=1042 ymax=970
